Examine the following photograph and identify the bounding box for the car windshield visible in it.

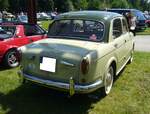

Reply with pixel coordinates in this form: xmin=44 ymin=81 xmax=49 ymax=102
xmin=48 ymin=19 xmax=105 ymax=41
xmin=0 ymin=25 xmax=16 ymax=39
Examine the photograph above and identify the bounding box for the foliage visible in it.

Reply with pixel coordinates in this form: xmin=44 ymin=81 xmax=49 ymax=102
xmin=0 ymin=0 xmax=9 ymax=10
xmin=72 ymin=0 xmax=88 ymax=10
xmin=111 ymin=0 xmax=129 ymax=8
xmin=0 ymin=0 xmax=150 ymax=13
xmin=87 ymin=0 xmax=101 ymax=10
xmin=53 ymin=0 xmax=74 ymax=12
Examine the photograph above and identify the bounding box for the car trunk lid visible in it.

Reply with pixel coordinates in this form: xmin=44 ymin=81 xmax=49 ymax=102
xmin=22 ymin=38 xmax=99 ymax=83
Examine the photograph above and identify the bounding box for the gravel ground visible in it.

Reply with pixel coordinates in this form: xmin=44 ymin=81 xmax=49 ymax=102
xmin=134 ymin=35 xmax=150 ymax=52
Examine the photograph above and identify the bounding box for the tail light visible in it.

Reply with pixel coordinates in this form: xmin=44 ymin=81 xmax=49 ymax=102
xmin=81 ymin=57 xmax=89 ymax=75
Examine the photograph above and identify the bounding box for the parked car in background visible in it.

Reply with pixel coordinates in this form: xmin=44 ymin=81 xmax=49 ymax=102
xmin=144 ymin=14 xmax=150 ymax=27
xmin=0 ymin=22 xmax=47 ymax=68
xmin=17 ymin=15 xmax=28 ymax=23
xmin=18 ymin=11 xmax=134 ymax=96
xmin=37 ymin=12 xmax=51 ymax=21
xmin=47 ymin=12 xmax=57 ymax=20
xmin=16 ymin=15 xmax=41 ymax=25
xmin=106 ymin=9 xmax=147 ymax=31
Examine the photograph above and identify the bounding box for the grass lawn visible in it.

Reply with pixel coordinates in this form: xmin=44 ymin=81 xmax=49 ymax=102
xmin=0 ymin=52 xmax=150 ymax=114
xmin=40 ymin=20 xmax=53 ymax=30
xmin=137 ymin=27 xmax=150 ymax=35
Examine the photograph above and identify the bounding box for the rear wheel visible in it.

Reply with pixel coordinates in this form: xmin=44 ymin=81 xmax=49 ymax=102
xmin=4 ymin=50 xmax=19 ymax=68
xmin=102 ymin=65 xmax=114 ymax=96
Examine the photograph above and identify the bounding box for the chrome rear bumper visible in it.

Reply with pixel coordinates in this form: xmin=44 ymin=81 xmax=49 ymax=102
xmin=18 ymin=70 xmax=103 ymax=96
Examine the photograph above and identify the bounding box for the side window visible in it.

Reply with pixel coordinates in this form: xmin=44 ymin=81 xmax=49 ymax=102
xmin=85 ymin=20 xmax=104 ymax=40
xmin=113 ymin=18 xmax=122 ymax=38
xmin=24 ymin=25 xmax=44 ymax=36
xmin=122 ymin=18 xmax=128 ymax=34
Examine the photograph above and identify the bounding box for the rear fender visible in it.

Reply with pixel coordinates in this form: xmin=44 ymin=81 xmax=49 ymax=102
xmin=103 ymin=57 xmax=117 ymax=82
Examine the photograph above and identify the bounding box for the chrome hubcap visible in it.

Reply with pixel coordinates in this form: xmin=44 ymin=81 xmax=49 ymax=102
xmin=7 ymin=51 xmax=18 ymax=66
xmin=105 ymin=66 xmax=114 ymax=94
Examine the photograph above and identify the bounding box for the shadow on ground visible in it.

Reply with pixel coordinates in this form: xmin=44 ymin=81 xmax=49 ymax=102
xmin=0 ymin=82 xmax=104 ymax=114
xmin=0 ymin=65 xmax=11 ymax=71
xmin=0 ymin=63 xmax=127 ymax=114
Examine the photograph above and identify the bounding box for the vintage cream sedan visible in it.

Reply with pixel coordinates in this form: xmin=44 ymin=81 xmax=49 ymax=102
xmin=18 ymin=11 xmax=134 ymax=96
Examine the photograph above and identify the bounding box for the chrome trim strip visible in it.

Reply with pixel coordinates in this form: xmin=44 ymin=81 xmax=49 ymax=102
xmin=60 ymin=61 xmax=75 ymax=67
xmin=19 ymin=71 xmax=103 ymax=94
xmin=116 ymin=56 xmax=130 ymax=75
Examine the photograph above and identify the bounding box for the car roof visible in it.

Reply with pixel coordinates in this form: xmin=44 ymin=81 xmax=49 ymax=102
xmin=107 ymin=8 xmax=139 ymax=11
xmin=55 ymin=11 xmax=122 ymax=22
xmin=106 ymin=8 xmax=142 ymax=13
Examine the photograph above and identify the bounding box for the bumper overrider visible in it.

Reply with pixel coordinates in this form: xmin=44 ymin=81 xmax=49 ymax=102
xmin=18 ymin=70 xmax=103 ymax=96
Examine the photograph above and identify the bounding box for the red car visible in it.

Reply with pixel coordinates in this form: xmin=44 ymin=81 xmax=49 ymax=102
xmin=144 ymin=14 xmax=150 ymax=27
xmin=0 ymin=22 xmax=47 ymax=68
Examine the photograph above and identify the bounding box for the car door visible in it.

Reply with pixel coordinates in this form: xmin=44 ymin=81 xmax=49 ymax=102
xmin=24 ymin=24 xmax=46 ymax=43
xmin=121 ymin=18 xmax=134 ymax=60
xmin=111 ymin=18 xmax=127 ymax=70
xmin=4 ymin=25 xmax=29 ymax=47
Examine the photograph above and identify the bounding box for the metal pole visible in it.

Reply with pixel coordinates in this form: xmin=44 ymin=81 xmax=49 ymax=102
xmin=27 ymin=0 xmax=37 ymax=24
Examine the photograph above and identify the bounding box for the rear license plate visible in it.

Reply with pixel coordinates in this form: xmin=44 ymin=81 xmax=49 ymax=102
xmin=40 ymin=57 xmax=56 ymax=72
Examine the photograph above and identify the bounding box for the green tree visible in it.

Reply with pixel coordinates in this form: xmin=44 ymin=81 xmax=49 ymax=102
xmin=80 ymin=0 xmax=88 ymax=10
xmin=49 ymin=0 xmax=54 ymax=11
xmin=88 ymin=0 xmax=100 ymax=10
xmin=72 ymin=0 xmax=88 ymax=10
xmin=111 ymin=0 xmax=129 ymax=8
xmin=0 ymin=0 xmax=9 ymax=10
xmin=1 ymin=0 xmax=149 ymax=14
xmin=9 ymin=0 xmax=18 ymax=12
xmin=54 ymin=0 xmax=74 ymax=12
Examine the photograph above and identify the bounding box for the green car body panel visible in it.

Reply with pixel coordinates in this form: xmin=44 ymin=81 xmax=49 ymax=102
xmin=18 ymin=11 xmax=134 ymax=95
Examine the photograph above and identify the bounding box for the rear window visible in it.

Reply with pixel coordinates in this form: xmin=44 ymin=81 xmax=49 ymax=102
xmin=48 ymin=19 xmax=105 ymax=42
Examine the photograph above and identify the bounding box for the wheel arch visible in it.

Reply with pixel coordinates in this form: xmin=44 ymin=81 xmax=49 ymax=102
xmin=103 ymin=57 xmax=117 ymax=81
xmin=101 ymin=56 xmax=117 ymax=95
xmin=2 ymin=47 xmax=18 ymax=61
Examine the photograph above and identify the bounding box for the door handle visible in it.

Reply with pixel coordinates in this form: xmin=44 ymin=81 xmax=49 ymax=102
xmin=114 ymin=44 xmax=118 ymax=48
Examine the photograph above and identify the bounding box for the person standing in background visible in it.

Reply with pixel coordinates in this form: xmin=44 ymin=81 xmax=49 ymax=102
xmin=125 ymin=11 xmax=137 ymax=36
